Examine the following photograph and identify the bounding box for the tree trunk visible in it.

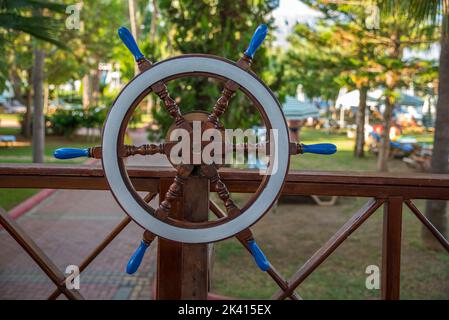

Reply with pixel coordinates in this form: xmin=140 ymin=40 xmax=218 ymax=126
xmin=24 ymin=87 xmax=32 ymax=138
xmin=128 ymin=0 xmax=139 ymax=75
xmin=82 ymin=73 xmax=92 ymax=109
xmin=91 ymin=67 xmax=100 ymax=106
xmin=43 ymin=82 xmax=49 ymax=114
xmin=354 ymin=86 xmax=368 ymax=158
xmin=32 ymin=46 xmax=45 ymax=163
xmin=24 ymin=69 xmax=33 ymax=138
xmin=377 ymin=95 xmax=393 ymax=172
xmin=150 ymin=0 xmax=159 ymax=42
xmin=423 ymin=30 xmax=449 ymax=248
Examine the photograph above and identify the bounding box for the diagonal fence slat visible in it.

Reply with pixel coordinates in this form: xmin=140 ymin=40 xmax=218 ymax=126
xmin=47 ymin=215 xmax=132 ymax=300
xmin=405 ymin=200 xmax=449 ymax=254
xmin=209 ymin=200 xmax=302 ymax=300
xmin=271 ymin=198 xmax=384 ymax=300
xmin=47 ymin=192 xmax=157 ymax=299
xmin=0 ymin=207 xmax=85 ymax=300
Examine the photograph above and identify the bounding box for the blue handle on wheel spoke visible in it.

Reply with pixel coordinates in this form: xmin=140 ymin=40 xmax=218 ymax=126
xmin=301 ymin=143 xmax=337 ymax=155
xmin=126 ymin=240 xmax=150 ymax=275
xmin=248 ymin=239 xmax=270 ymax=271
xmin=244 ymin=24 xmax=268 ymax=59
xmin=118 ymin=26 xmax=144 ymax=61
xmin=53 ymin=148 xmax=89 ymax=159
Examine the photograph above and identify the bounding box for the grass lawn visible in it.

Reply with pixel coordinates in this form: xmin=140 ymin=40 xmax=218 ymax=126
xmin=290 ymin=127 xmax=433 ymax=172
xmin=0 ymin=126 xmax=100 ymax=211
xmin=211 ymin=128 xmax=448 ymax=299
xmin=1 ymin=124 xmax=447 ymax=299
xmin=0 ymin=113 xmax=20 ymax=122
xmin=211 ymin=198 xmax=449 ymax=299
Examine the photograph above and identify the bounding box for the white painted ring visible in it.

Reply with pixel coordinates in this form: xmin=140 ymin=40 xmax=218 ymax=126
xmin=102 ymin=55 xmax=289 ymax=243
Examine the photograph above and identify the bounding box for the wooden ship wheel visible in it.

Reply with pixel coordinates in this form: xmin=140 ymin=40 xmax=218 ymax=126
xmin=54 ymin=25 xmax=336 ymax=298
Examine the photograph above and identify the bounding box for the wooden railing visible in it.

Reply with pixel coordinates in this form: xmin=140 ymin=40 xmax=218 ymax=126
xmin=1 ymin=163 xmax=449 ymax=300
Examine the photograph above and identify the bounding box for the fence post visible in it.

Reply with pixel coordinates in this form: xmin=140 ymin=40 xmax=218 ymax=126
xmin=156 ymin=176 xmax=209 ymax=299
xmin=381 ymin=196 xmax=403 ymax=300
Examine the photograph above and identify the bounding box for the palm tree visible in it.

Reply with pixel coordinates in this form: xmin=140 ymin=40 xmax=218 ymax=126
xmin=0 ymin=0 xmax=65 ymax=45
xmin=380 ymin=0 xmax=449 ymax=247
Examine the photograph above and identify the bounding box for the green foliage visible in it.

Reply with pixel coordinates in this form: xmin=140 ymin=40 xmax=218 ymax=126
xmin=378 ymin=0 xmax=447 ymax=32
xmin=47 ymin=106 xmax=107 ymax=137
xmin=82 ymin=106 xmax=108 ymax=131
xmin=0 ymin=0 xmax=66 ymax=46
xmin=0 ymin=0 xmax=67 ymax=90
xmin=282 ymin=0 xmax=438 ymax=103
xmin=47 ymin=108 xmax=84 ymax=137
xmin=147 ymin=0 xmax=279 ymax=139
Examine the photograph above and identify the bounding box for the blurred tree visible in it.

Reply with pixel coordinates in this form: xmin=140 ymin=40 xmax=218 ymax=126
xmin=0 ymin=0 xmax=66 ymax=145
xmin=0 ymin=0 xmax=66 ymax=88
xmin=32 ymin=25 xmax=45 ymax=163
xmin=286 ymin=1 xmax=437 ymax=166
xmin=128 ymin=0 xmax=139 ymax=75
xmin=283 ymin=19 xmax=379 ymax=158
xmin=75 ymin=0 xmax=127 ymax=109
xmin=6 ymin=33 xmax=33 ymax=137
xmin=0 ymin=1 xmax=66 ymax=163
xmin=379 ymin=0 xmax=449 ymax=247
xmin=147 ymin=0 xmax=279 ymax=139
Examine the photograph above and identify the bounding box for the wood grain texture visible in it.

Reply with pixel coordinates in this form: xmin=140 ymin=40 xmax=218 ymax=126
xmin=156 ymin=177 xmax=209 ymax=299
xmin=0 ymin=207 xmax=85 ymax=300
xmin=381 ymin=197 xmax=403 ymax=300
xmin=1 ymin=164 xmax=449 ymax=200
xmin=272 ymin=199 xmax=384 ymax=300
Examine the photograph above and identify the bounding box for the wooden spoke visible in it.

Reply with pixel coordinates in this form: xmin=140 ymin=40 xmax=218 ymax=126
xmin=121 ymin=144 xmax=165 ymax=157
xmin=201 ymin=165 xmax=239 ymax=217
xmin=86 ymin=143 xmax=171 ymax=159
xmin=206 ymin=56 xmax=252 ymax=128
xmin=207 ymin=82 xmax=238 ymax=128
xmin=226 ymin=141 xmax=299 ymax=156
xmin=154 ymin=166 xmax=193 ymax=220
xmin=151 ymin=82 xmax=188 ymax=128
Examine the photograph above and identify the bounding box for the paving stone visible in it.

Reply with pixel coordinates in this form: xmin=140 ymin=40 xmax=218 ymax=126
xmin=0 ymin=130 xmax=165 ymax=300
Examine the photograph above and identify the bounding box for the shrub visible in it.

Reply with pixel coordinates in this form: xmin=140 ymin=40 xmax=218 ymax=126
xmin=47 ymin=108 xmax=84 ymax=137
xmin=47 ymin=106 xmax=108 ymax=137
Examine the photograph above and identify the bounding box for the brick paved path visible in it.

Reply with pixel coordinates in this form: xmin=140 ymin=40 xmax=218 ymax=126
xmin=0 ymin=129 xmax=171 ymax=299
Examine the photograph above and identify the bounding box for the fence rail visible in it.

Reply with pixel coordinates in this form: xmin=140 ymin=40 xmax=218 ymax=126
xmin=1 ymin=163 xmax=449 ymax=198
xmin=1 ymin=163 xmax=449 ymax=300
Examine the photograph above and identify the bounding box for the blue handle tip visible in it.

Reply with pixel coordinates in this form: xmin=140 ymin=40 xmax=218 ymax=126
xmin=53 ymin=148 xmax=89 ymax=159
xmin=126 ymin=240 xmax=149 ymax=275
xmin=118 ymin=26 xmax=144 ymax=61
xmin=301 ymin=143 xmax=337 ymax=155
xmin=244 ymin=24 xmax=268 ymax=59
xmin=248 ymin=240 xmax=270 ymax=272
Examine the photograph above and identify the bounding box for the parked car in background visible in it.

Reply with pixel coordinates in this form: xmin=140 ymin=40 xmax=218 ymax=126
xmin=0 ymin=98 xmax=26 ymax=114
